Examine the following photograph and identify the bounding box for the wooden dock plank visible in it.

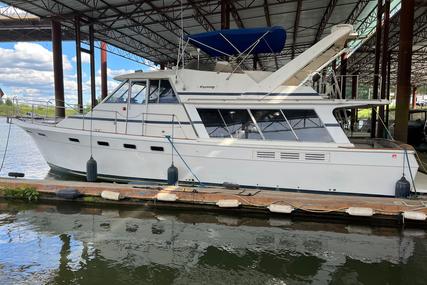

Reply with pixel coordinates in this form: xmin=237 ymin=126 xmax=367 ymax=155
xmin=1 ymin=178 xmax=427 ymax=224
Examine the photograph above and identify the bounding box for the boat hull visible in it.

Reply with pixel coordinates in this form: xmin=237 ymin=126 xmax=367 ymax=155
xmin=15 ymin=119 xmax=419 ymax=197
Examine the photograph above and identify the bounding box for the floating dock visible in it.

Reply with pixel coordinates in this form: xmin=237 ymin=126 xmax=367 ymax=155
xmin=1 ymin=178 xmax=427 ymax=227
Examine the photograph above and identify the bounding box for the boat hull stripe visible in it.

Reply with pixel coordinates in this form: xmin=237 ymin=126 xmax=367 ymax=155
xmin=68 ymin=116 xmax=193 ymax=125
xmin=178 ymin=92 xmax=319 ymax=96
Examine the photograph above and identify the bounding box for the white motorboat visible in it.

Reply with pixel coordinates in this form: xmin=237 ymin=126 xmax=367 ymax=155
xmin=13 ymin=24 xmax=418 ymax=196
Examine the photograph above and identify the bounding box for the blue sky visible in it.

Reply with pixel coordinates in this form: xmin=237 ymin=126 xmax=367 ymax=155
xmin=0 ymin=40 xmax=155 ymax=105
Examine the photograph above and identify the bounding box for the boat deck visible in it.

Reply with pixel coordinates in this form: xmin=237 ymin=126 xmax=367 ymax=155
xmin=1 ymin=177 xmax=427 ymax=227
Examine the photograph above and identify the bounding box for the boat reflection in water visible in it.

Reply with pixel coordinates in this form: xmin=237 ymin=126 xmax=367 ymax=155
xmin=0 ymin=202 xmax=426 ymax=284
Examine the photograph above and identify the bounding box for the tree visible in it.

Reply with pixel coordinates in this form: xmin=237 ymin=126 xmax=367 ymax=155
xmin=5 ymin=98 xmax=12 ymax=106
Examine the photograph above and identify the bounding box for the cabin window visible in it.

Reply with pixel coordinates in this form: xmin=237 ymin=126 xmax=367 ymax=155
xmin=148 ymin=79 xmax=178 ymax=104
xmin=105 ymin=81 xmax=129 ymax=103
xmin=197 ymin=108 xmax=333 ymax=142
xmin=251 ymin=110 xmax=297 ymax=141
xmin=282 ymin=109 xmax=333 ymax=142
xmin=130 ymin=81 xmax=147 ymax=104
xmin=197 ymin=109 xmax=262 ymax=139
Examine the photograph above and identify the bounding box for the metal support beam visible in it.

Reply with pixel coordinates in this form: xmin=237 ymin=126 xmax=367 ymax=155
xmin=351 ymin=73 xmax=358 ymax=133
xmin=227 ymin=1 xmax=244 ymax=29
xmin=263 ymin=0 xmax=271 ymax=27
xmin=346 ymin=0 xmax=371 ymax=24
xmin=291 ymin=0 xmax=302 ymax=59
xmin=385 ymin=51 xmax=391 ymax=127
xmin=395 ymin=0 xmax=415 ymax=143
xmin=370 ymin=0 xmax=382 ymax=138
xmin=187 ymin=0 xmax=215 ymax=31
xmin=221 ymin=0 xmax=230 ymax=29
xmin=101 ymin=41 xmax=108 ymax=100
xmin=378 ymin=0 xmax=390 ymax=138
xmin=314 ymin=0 xmax=338 ymax=43
xmin=74 ymin=16 xmax=83 ymax=113
xmin=340 ymin=52 xmax=348 ymax=99
xmin=412 ymin=86 xmax=417 ymax=109
xmin=52 ymin=20 xmax=65 ymax=118
xmin=89 ymin=23 xmax=96 ymax=108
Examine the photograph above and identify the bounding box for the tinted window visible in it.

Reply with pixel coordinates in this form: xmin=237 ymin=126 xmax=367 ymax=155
xmin=159 ymin=80 xmax=178 ymax=103
xmin=251 ymin=110 xmax=297 ymax=141
xmin=148 ymin=80 xmax=160 ymax=103
xmin=197 ymin=109 xmax=230 ymax=138
xmin=197 ymin=109 xmax=262 ymax=139
xmin=148 ymin=80 xmax=178 ymax=104
xmin=105 ymin=81 xmax=129 ymax=103
xmin=220 ymin=109 xmax=262 ymax=139
xmin=130 ymin=81 xmax=147 ymax=104
xmin=283 ymin=109 xmax=333 ymax=142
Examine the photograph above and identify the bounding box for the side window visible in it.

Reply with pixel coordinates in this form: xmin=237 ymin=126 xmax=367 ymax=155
xmin=283 ymin=109 xmax=333 ymax=142
xmin=147 ymin=79 xmax=178 ymax=104
xmin=220 ymin=109 xmax=262 ymax=139
xmin=105 ymin=81 xmax=129 ymax=103
xmin=148 ymin=80 xmax=160 ymax=103
xmin=197 ymin=109 xmax=230 ymax=138
xmin=251 ymin=110 xmax=297 ymax=141
xmin=159 ymin=80 xmax=178 ymax=103
xmin=197 ymin=109 xmax=262 ymax=139
xmin=130 ymin=81 xmax=147 ymax=104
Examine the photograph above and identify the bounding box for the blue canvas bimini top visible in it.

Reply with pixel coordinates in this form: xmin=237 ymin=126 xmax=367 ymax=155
xmin=185 ymin=26 xmax=286 ymax=57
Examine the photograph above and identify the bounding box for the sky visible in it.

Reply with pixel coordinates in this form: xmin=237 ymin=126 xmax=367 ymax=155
xmin=0 ymin=40 xmax=156 ymax=105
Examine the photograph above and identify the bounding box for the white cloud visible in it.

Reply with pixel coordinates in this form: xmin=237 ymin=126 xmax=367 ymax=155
xmin=0 ymin=42 xmax=139 ymax=105
xmin=72 ymin=52 xmax=91 ymax=64
xmin=106 ymin=68 xmax=135 ymax=78
xmin=0 ymin=42 xmax=71 ymax=71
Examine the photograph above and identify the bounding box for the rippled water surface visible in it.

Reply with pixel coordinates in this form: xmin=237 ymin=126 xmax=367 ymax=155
xmin=2 ymin=119 xmax=427 ymax=284
xmin=0 ymin=202 xmax=427 ymax=285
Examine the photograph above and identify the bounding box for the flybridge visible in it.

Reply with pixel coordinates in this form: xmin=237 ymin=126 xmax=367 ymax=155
xmin=185 ymin=26 xmax=286 ymax=57
xmin=174 ymin=25 xmax=356 ymax=94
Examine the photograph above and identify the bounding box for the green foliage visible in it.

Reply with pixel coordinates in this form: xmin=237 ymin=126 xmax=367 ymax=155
xmin=83 ymin=196 xmax=96 ymax=202
xmin=1 ymin=186 xmax=40 ymax=202
xmin=0 ymin=103 xmax=79 ymax=117
xmin=5 ymin=98 xmax=12 ymax=106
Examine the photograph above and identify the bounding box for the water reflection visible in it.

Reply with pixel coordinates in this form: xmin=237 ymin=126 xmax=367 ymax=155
xmin=1 ymin=201 xmax=427 ymax=284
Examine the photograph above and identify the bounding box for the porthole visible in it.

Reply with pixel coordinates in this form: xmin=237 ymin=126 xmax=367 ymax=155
xmin=124 ymin=144 xmax=136 ymax=149
xmin=150 ymin=146 xmax=164 ymax=152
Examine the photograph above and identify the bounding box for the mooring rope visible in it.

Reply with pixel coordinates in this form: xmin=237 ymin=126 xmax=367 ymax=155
xmin=0 ymin=118 xmax=12 ymax=173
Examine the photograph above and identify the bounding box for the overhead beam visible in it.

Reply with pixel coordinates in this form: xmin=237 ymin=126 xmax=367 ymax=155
xmin=188 ymin=0 xmax=215 ymax=31
xmin=226 ymin=0 xmax=244 ymax=28
xmin=221 ymin=0 xmax=230 ymax=29
xmin=291 ymin=0 xmax=302 ymax=59
xmin=263 ymin=0 xmax=271 ymax=27
xmin=346 ymin=0 xmax=371 ymax=24
xmin=314 ymin=0 xmax=338 ymax=43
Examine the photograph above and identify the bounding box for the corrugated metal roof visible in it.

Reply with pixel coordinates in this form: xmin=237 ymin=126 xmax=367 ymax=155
xmin=1 ymin=0 xmax=376 ymax=69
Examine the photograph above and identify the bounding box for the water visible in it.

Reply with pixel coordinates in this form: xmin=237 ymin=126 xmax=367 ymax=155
xmin=0 ymin=201 xmax=427 ymax=285
xmin=1 ymin=118 xmax=427 ymax=284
